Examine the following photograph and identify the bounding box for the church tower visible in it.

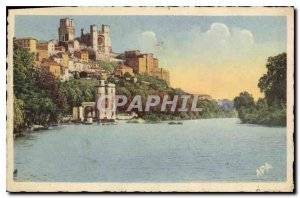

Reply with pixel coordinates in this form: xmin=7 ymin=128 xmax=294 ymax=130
xmin=102 ymin=25 xmax=112 ymax=55
xmin=58 ymin=18 xmax=75 ymax=43
xmin=90 ymin=25 xmax=98 ymax=51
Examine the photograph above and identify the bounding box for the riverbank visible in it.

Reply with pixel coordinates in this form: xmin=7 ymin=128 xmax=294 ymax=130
xmin=14 ymin=124 xmax=57 ymax=138
xmin=14 ymin=115 xmax=239 ymax=139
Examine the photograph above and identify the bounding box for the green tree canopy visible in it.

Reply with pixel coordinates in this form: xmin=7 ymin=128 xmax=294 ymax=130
xmin=123 ymin=72 xmax=132 ymax=79
xmin=233 ymin=91 xmax=255 ymax=110
xmin=258 ymin=52 xmax=287 ymax=106
xmin=233 ymin=52 xmax=287 ymax=126
xmin=13 ymin=44 xmax=35 ymax=99
xmin=13 ymin=45 xmax=71 ymax=133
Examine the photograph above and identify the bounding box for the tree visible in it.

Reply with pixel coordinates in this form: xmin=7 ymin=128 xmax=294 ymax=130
xmin=233 ymin=91 xmax=255 ymax=110
xmin=13 ymin=45 xmax=35 ymax=99
xmin=233 ymin=53 xmax=287 ymax=126
xmin=97 ymin=60 xmax=117 ymax=74
xmin=115 ymin=53 xmax=124 ymax=59
xmin=258 ymin=52 xmax=287 ymax=106
xmin=123 ymin=72 xmax=132 ymax=79
xmin=13 ymin=44 xmax=70 ymax=132
xmin=34 ymin=68 xmax=69 ymax=114
xmin=256 ymin=98 xmax=267 ymax=109
xmin=14 ymin=95 xmax=25 ymax=133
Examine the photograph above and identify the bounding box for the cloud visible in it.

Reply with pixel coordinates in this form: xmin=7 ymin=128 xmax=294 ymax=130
xmin=205 ymin=23 xmax=254 ymax=46
xmin=171 ymin=23 xmax=257 ymax=66
xmin=137 ymin=31 xmax=159 ymax=53
xmin=128 ymin=23 xmax=281 ymax=99
xmin=131 ymin=23 xmax=257 ymax=68
xmin=206 ymin=23 xmax=231 ymax=40
xmin=236 ymin=29 xmax=255 ymax=45
xmin=141 ymin=31 xmax=156 ymax=38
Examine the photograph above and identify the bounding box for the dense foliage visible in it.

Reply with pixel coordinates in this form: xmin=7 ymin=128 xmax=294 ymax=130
xmin=61 ymin=78 xmax=98 ymax=112
xmin=13 ymin=45 xmax=68 ymax=134
xmin=96 ymin=60 xmax=117 ymax=74
xmin=234 ymin=53 xmax=287 ymax=126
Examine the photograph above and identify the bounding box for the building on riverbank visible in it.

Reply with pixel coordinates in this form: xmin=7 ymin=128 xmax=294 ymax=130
xmin=72 ymin=79 xmax=116 ymax=122
xmin=95 ymin=80 xmax=116 ymax=121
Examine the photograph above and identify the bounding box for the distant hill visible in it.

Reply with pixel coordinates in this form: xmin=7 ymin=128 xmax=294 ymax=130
xmin=217 ymin=100 xmax=235 ymax=111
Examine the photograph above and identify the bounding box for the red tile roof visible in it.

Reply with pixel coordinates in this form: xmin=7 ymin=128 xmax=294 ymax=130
xmin=41 ymin=58 xmax=60 ymax=66
xmin=36 ymin=43 xmax=48 ymax=50
xmin=14 ymin=37 xmax=37 ymax=41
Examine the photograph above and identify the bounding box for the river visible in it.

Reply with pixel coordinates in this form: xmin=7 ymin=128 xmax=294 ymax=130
xmin=14 ymin=118 xmax=286 ymax=182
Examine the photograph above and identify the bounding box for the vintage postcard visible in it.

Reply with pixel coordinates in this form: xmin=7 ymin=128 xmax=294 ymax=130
xmin=6 ymin=7 xmax=294 ymax=192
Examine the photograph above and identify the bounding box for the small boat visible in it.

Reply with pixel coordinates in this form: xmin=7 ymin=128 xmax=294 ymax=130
xmin=168 ymin=121 xmax=183 ymax=125
xmin=102 ymin=122 xmax=117 ymax=125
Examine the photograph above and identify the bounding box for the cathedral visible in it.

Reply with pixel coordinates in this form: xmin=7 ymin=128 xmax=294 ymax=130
xmin=58 ymin=18 xmax=113 ymax=60
xmin=57 ymin=17 xmax=169 ymax=84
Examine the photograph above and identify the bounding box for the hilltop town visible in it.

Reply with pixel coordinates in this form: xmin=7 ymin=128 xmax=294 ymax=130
xmin=13 ymin=17 xmax=236 ymax=130
xmin=13 ymin=18 xmax=175 ymax=124
xmin=14 ymin=18 xmax=170 ymax=85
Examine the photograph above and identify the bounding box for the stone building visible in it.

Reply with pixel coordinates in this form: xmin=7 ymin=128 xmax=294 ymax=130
xmin=35 ymin=40 xmax=56 ymax=61
xmin=40 ymin=58 xmax=61 ymax=77
xmin=72 ymin=102 xmax=95 ymax=122
xmin=14 ymin=37 xmax=37 ymax=53
xmin=57 ymin=18 xmax=119 ymax=62
xmin=149 ymin=68 xmax=170 ymax=86
xmin=36 ymin=43 xmax=49 ymax=62
xmin=60 ymin=67 xmax=70 ymax=82
xmin=55 ymin=45 xmax=65 ymax=53
xmin=73 ymin=79 xmax=116 ymax=122
xmin=59 ymin=52 xmax=69 ymax=68
xmin=73 ymin=61 xmax=84 ymax=72
xmin=68 ymin=59 xmax=75 ymax=71
xmin=74 ymin=50 xmax=89 ymax=63
xmin=64 ymin=40 xmax=80 ymax=53
xmin=58 ymin=18 xmax=80 ymax=52
xmin=114 ymin=64 xmax=134 ymax=77
xmin=95 ymin=80 xmax=116 ymax=121
xmin=47 ymin=40 xmax=56 ymax=56
xmin=58 ymin=18 xmax=75 ymax=44
xmin=80 ymin=24 xmax=112 ymax=55
xmin=54 ymin=56 xmax=69 ymax=81
xmin=124 ymin=50 xmax=170 ymax=85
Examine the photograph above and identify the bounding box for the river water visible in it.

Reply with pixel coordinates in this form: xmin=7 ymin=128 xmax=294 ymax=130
xmin=14 ymin=118 xmax=286 ymax=182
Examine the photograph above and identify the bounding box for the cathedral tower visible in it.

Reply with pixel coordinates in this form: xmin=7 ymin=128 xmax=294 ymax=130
xmin=58 ymin=18 xmax=75 ymax=43
xmin=90 ymin=25 xmax=98 ymax=51
xmin=102 ymin=25 xmax=112 ymax=54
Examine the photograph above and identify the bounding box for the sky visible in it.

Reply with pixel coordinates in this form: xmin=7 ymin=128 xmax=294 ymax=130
xmin=15 ymin=16 xmax=287 ymax=100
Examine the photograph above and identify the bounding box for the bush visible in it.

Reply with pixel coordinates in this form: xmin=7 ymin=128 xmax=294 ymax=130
xmin=237 ymin=105 xmax=286 ymax=126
